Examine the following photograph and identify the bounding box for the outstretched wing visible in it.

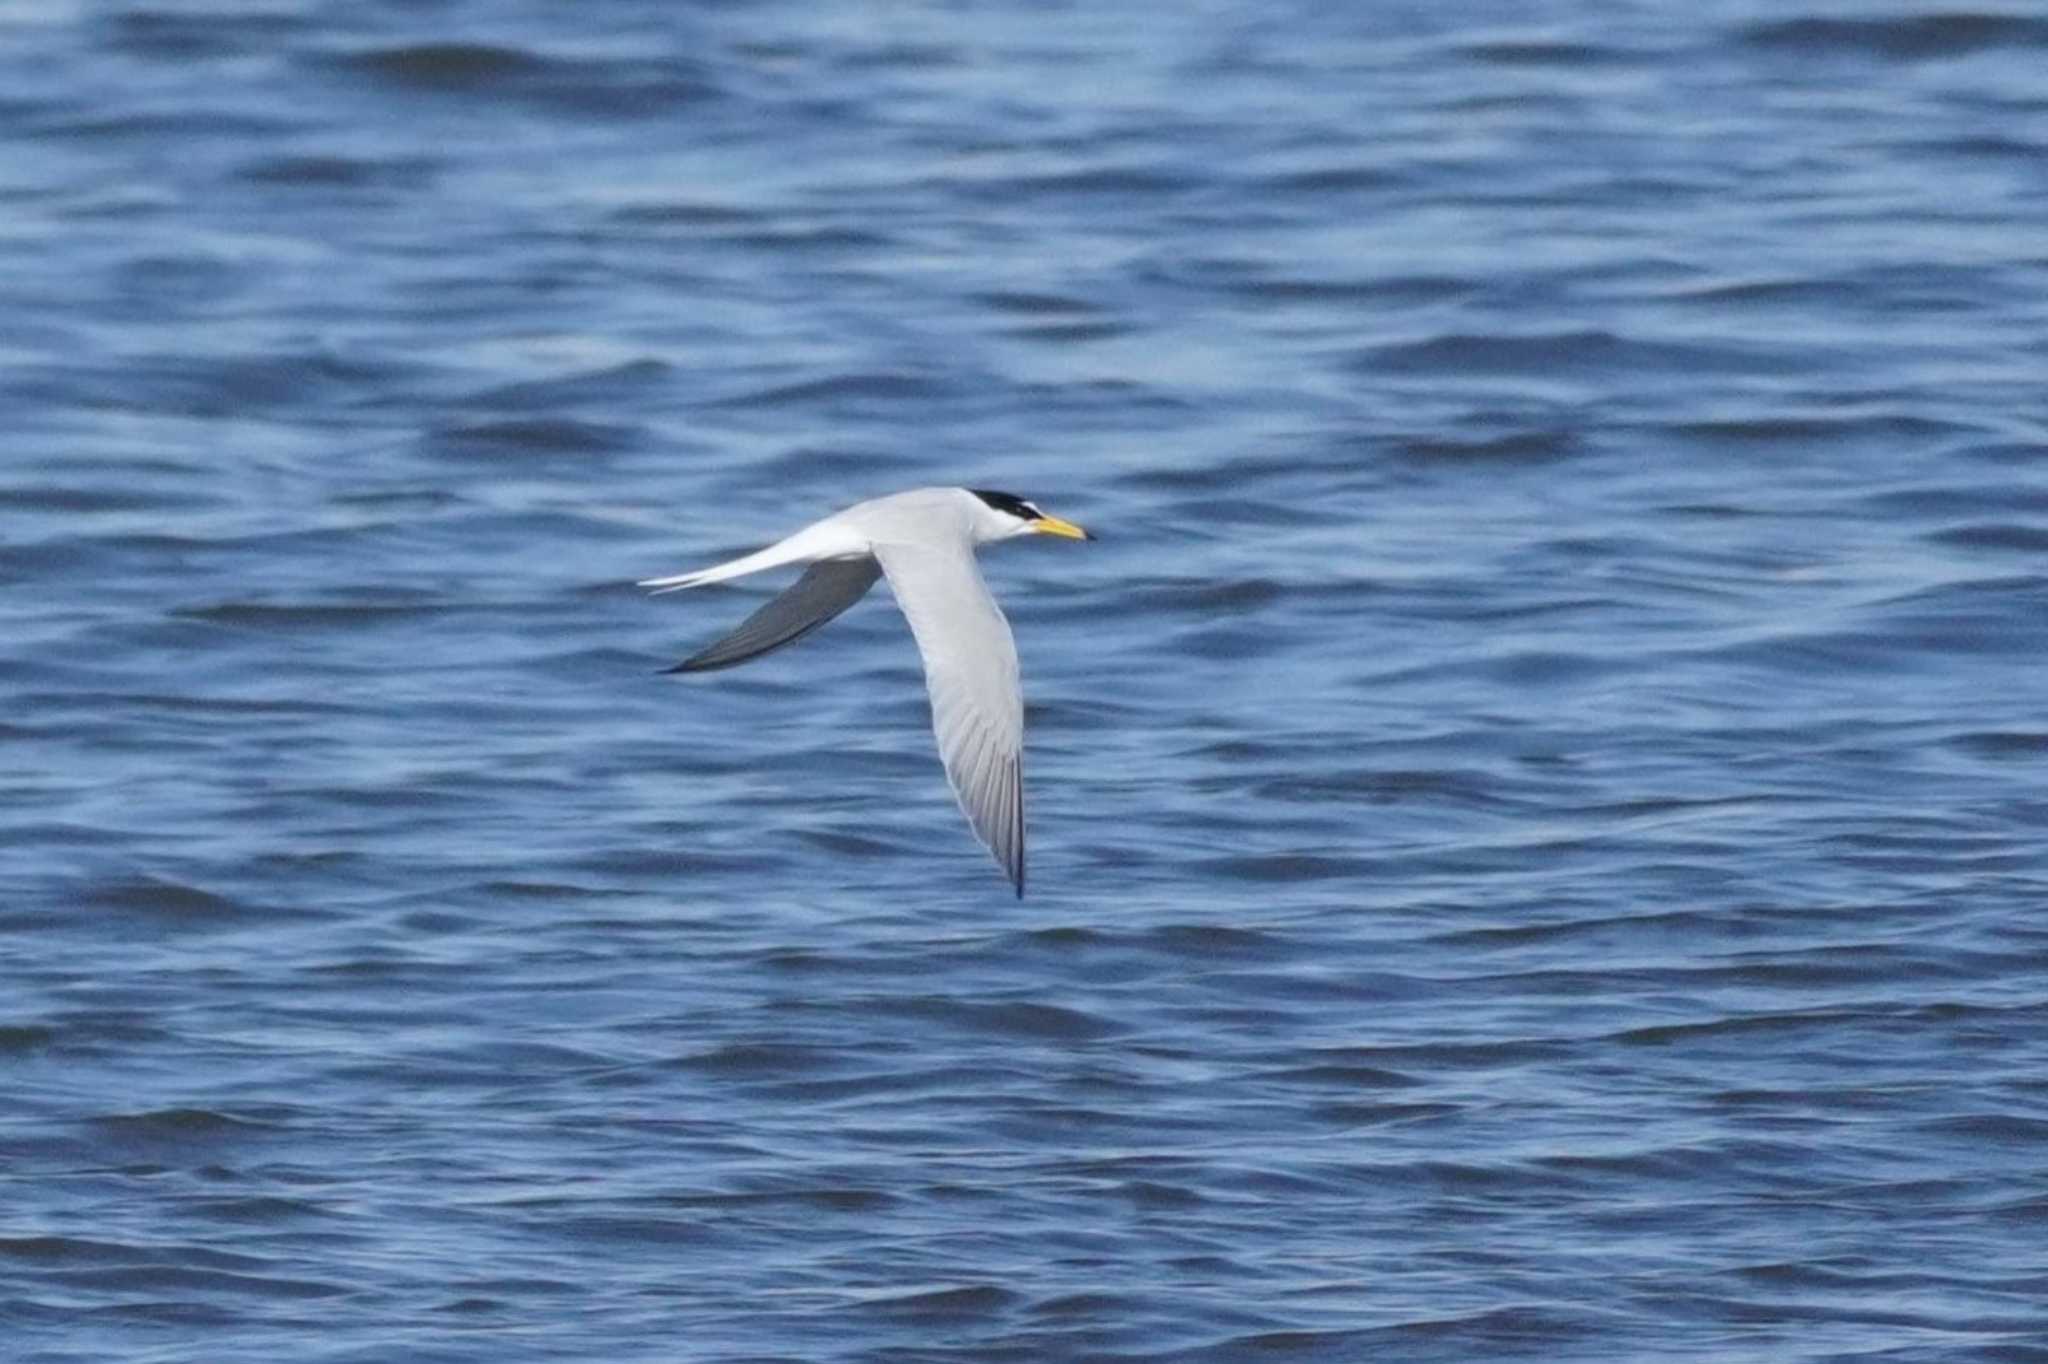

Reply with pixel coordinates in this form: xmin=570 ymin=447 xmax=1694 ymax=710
xmin=874 ymin=542 xmax=1026 ymax=896
xmin=665 ymin=557 xmax=882 ymax=674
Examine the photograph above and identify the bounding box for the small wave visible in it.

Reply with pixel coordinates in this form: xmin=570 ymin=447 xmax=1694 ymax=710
xmin=89 ymin=1107 xmax=280 ymax=1145
xmin=86 ymin=877 xmax=246 ymax=919
xmin=55 ymin=1264 xmax=348 ymax=1300
xmin=427 ymin=417 xmax=640 ymax=458
xmin=1193 ymin=852 xmax=1378 ymax=882
xmin=1947 ymin=730 xmax=2048 ymax=761
xmin=237 ymin=153 xmax=437 ymax=189
xmin=974 ymin=290 xmax=1099 ymax=316
xmin=673 ymin=1042 xmax=843 ymax=1076
xmin=854 ymin=1283 xmax=1017 ymax=1318
xmin=1393 ymin=429 xmax=1580 ymax=463
xmin=1923 ymin=522 xmax=2048 ymax=553
xmin=719 ymin=225 xmax=894 ymax=253
xmin=0 ymin=1025 xmax=56 ymax=1054
xmin=1363 ymin=328 xmax=1773 ymax=377
xmin=1458 ymin=39 xmax=1638 ymax=66
xmin=104 ymin=9 xmax=309 ymax=59
xmin=470 ymin=359 xmax=670 ymax=410
xmin=708 ymin=371 xmax=955 ymax=409
xmin=320 ymin=44 xmax=719 ymax=117
xmin=1740 ymin=13 xmax=2048 ymax=61
xmin=1257 ymin=1061 xmax=1424 ymax=1090
xmin=862 ymin=994 xmax=1124 ymax=1042
xmin=1669 ymin=412 xmax=1973 ymax=445
xmin=976 ymin=164 xmax=1191 ymax=198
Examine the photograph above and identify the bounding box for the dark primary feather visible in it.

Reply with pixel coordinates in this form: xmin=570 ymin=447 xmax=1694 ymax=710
xmin=665 ymin=557 xmax=882 ymax=673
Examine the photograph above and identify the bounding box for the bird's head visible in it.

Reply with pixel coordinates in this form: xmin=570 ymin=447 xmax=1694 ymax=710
xmin=966 ymin=488 xmax=1094 ymax=544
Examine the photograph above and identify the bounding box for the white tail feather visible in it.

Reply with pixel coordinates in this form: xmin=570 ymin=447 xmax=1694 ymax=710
xmin=638 ymin=515 xmax=868 ymax=594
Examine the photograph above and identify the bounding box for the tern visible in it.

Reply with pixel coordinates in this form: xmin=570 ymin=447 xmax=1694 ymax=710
xmin=640 ymin=487 xmax=1093 ymax=896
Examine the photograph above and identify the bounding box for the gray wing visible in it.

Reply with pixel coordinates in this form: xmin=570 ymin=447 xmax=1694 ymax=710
xmin=665 ymin=557 xmax=882 ymax=674
xmin=874 ymin=542 xmax=1026 ymax=896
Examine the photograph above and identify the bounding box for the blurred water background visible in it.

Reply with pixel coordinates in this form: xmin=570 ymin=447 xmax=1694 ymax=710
xmin=4 ymin=2 xmax=2048 ymax=1360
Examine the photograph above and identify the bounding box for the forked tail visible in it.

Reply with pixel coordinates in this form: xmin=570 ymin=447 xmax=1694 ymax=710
xmin=638 ymin=536 xmax=812 ymax=594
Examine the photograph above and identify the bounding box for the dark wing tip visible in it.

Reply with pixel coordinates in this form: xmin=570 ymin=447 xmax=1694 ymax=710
xmin=1010 ymin=755 xmax=1026 ymax=898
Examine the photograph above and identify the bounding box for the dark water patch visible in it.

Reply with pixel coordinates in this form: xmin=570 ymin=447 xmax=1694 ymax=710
xmin=858 ymin=995 xmax=1124 ymax=1042
xmin=319 ymin=44 xmax=719 ymax=118
xmin=854 ymin=1282 xmax=1017 ymax=1319
xmin=237 ymin=153 xmax=438 ymax=190
xmin=1862 ymin=483 xmax=2048 ymax=520
xmin=24 ymin=689 xmax=354 ymax=720
xmin=534 ymin=1214 xmax=721 ymax=1250
xmin=1865 ymin=576 xmax=2048 ymax=657
xmin=0 ymin=481 xmax=214 ymax=514
xmin=674 ymin=1042 xmax=845 ymax=1077
xmin=755 ymin=443 xmax=916 ymax=481
xmin=1362 ymin=329 xmax=1775 ymax=378
xmin=477 ymin=879 xmax=636 ymax=901
xmin=1257 ymin=1061 xmax=1425 ymax=1090
xmin=1457 ymin=39 xmax=1640 ymax=67
xmin=49 ymin=1264 xmax=349 ymax=1300
xmin=95 ymin=350 xmax=410 ymax=417
xmin=111 ymin=252 xmax=249 ymax=312
xmin=750 ymin=1062 xmax=1027 ymax=1107
xmin=1392 ymin=429 xmax=1580 ymax=463
xmin=974 ymin=290 xmax=1100 ymax=316
xmin=1916 ymin=1114 xmax=2048 ymax=1147
xmin=426 ymin=416 xmax=639 ymax=458
xmin=1902 ymin=134 xmax=2047 ymax=160
xmin=795 ymin=828 xmax=908 ymax=858
xmin=87 ymin=1107 xmax=282 ymax=1149
xmin=328 ymin=41 xmax=549 ymax=87
xmin=1252 ymin=163 xmax=1409 ymax=194
xmin=1115 ymin=575 xmax=1286 ymax=614
xmin=1312 ymin=1100 xmax=1462 ymax=1129
xmin=708 ymin=371 xmax=956 ymax=410
xmin=468 ymin=358 xmax=671 ymax=411
xmin=1961 ymin=441 xmax=2048 ymax=466
xmin=84 ymin=876 xmax=248 ymax=921
xmin=1667 ymin=276 xmax=1864 ymax=307
xmin=184 ymin=1194 xmax=334 ymax=1225
xmin=38 ymin=108 xmax=306 ymax=141
xmin=833 ymin=41 xmax=962 ymax=71
xmin=1924 ymin=523 xmax=2048 ymax=553
xmin=0 ymin=1026 xmax=57 ymax=1054
xmin=1669 ymin=412 xmax=1977 ymax=448
xmin=1739 ymin=14 xmax=2048 ymax=61
xmin=1948 ymin=731 xmax=2048 ymax=761
xmin=102 ymin=9 xmax=311 ymax=59
xmin=1027 ymin=1289 xmax=1143 ymax=1318
xmin=1193 ymin=852 xmax=1379 ymax=883
xmin=0 ymin=1236 xmax=148 ymax=1265
xmin=1613 ymin=1008 xmax=1890 ymax=1048
xmin=972 ymin=164 xmax=1191 ymax=200
xmin=609 ymin=199 xmax=760 ymax=226
xmin=1212 ymin=271 xmax=1476 ymax=308
xmin=1005 ymin=318 xmax=1132 ymax=344
xmin=1250 ymin=765 xmax=1524 ymax=810
xmin=718 ymin=224 xmax=895 ymax=253
xmin=175 ymin=599 xmax=449 ymax=630
xmin=1144 ymin=923 xmax=1295 ymax=961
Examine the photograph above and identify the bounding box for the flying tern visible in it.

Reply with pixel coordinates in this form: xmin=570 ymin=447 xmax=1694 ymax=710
xmin=641 ymin=487 xmax=1093 ymax=896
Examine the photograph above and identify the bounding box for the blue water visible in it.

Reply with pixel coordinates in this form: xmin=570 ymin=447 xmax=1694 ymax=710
xmin=6 ymin=2 xmax=2048 ymax=1360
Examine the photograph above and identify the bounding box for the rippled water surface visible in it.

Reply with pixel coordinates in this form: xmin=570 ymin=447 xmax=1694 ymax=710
xmin=6 ymin=2 xmax=2048 ymax=1360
